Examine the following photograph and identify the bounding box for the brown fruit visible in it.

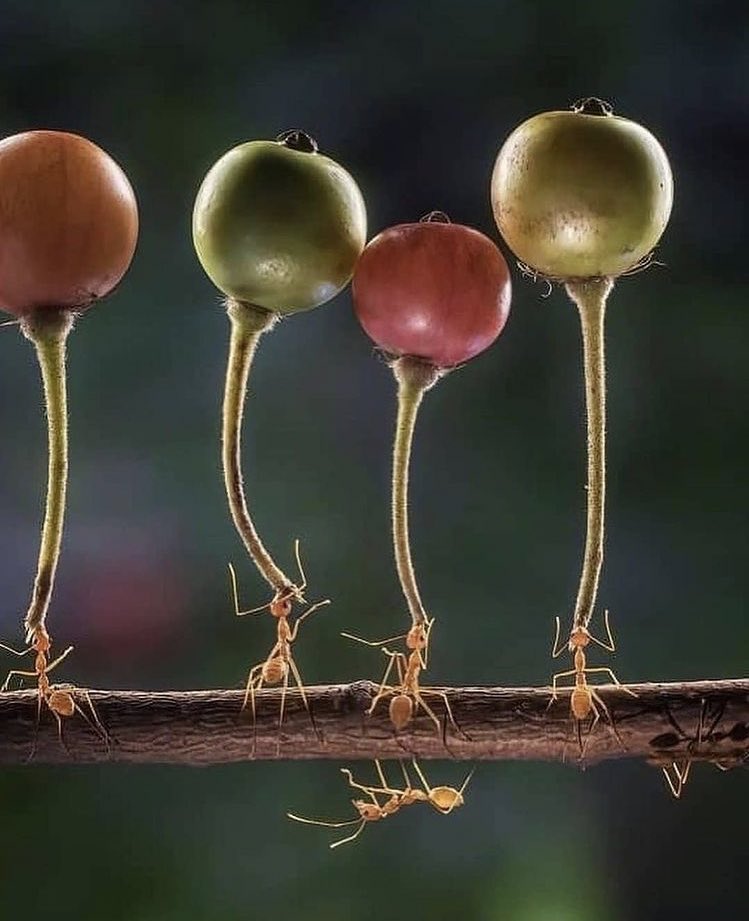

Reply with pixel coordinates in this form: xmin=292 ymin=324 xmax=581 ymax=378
xmin=0 ymin=130 xmax=138 ymax=316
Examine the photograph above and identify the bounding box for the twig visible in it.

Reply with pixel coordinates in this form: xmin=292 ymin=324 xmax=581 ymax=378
xmin=0 ymin=680 xmax=747 ymax=767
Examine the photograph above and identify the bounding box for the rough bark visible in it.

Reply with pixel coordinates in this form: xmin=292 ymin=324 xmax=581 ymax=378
xmin=0 ymin=680 xmax=747 ymax=769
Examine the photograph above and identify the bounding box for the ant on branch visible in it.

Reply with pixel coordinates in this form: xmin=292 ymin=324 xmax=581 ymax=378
xmin=342 ymin=616 xmax=459 ymax=738
xmin=1 ymin=626 xmax=107 ymax=759
xmin=228 ymin=540 xmax=329 ymax=753
xmin=288 ymin=758 xmax=474 ymax=848
xmin=550 ymin=609 xmax=636 ymax=754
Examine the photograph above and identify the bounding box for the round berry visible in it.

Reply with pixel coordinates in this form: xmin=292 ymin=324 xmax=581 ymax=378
xmin=352 ymin=217 xmax=511 ymax=369
xmin=0 ymin=131 xmax=138 ymax=316
xmin=193 ymin=133 xmax=366 ymax=313
xmin=491 ymin=102 xmax=673 ymax=279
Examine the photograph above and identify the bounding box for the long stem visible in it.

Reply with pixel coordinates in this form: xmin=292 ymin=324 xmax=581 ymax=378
xmin=565 ymin=277 xmax=614 ymax=630
xmin=222 ymin=298 xmax=292 ymax=596
xmin=20 ymin=309 xmax=75 ymax=643
xmin=391 ymin=357 xmax=441 ymax=628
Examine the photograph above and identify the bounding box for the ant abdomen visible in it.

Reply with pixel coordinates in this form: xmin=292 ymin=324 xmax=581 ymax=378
xmin=571 ymin=688 xmax=591 ymax=720
xmin=389 ymin=694 xmax=413 ymax=730
xmin=262 ymin=657 xmax=287 ymax=685
xmin=48 ymin=689 xmax=75 ymax=717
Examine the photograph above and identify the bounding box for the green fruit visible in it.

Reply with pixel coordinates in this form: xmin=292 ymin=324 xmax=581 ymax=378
xmin=193 ymin=132 xmax=367 ymax=313
xmin=491 ymin=102 xmax=673 ymax=279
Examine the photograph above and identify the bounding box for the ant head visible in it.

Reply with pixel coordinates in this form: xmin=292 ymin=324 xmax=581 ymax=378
xmin=406 ymin=618 xmax=433 ymax=651
xmin=262 ymin=657 xmax=287 ymax=685
xmin=48 ymin=689 xmax=75 ymax=718
xmin=32 ymin=628 xmax=51 ymax=653
xmin=389 ymin=694 xmax=414 ymax=731
xmin=568 ymin=626 xmax=591 ymax=649
xmin=429 ymin=786 xmax=463 ymax=814
xmin=270 ymin=593 xmax=293 ymax=619
xmin=354 ymin=800 xmax=380 ymax=820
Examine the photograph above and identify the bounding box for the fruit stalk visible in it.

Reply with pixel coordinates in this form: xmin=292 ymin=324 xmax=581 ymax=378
xmin=566 ymin=277 xmax=613 ymax=630
xmin=222 ymin=298 xmax=292 ymax=595
xmin=391 ymin=356 xmax=440 ymax=628
xmin=21 ymin=309 xmax=75 ymax=642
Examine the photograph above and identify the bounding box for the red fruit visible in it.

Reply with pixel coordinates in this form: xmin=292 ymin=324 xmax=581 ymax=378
xmin=352 ymin=218 xmax=511 ymax=368
xmin=0 ymin=130 xmax=138 ymax=316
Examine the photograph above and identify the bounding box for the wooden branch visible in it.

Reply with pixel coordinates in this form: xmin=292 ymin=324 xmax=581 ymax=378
xmin=0 ymin=680 xmax=747 ymax=768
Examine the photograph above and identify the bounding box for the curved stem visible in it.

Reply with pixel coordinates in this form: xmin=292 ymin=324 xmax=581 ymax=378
xmin=565 ymin=277 xmax=614 ymax=630
xmin=222 ymin=298 xmax=292 ymax=596
xmin=391 ymin=357 xmax=441 ymax=628
xmin=20 ymin=309 xmax=75 ymax=643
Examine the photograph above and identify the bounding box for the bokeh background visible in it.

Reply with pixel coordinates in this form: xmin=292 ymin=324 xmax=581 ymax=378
xmin=0 ymin=2 xmax=747 ymax=919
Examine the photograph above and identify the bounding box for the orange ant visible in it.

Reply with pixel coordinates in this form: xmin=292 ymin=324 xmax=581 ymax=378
xmin=1 ymin=626 xmax=107 ymax=758
xmin=342 ymin=616 xmax=458 ymax=737
xmin=288 ymin=758 xmax=474 ymax=848
xmin=550 ymin=609 xmax=636 ymax=753
xmin=229 ymin=540 xmax=329 ymax=753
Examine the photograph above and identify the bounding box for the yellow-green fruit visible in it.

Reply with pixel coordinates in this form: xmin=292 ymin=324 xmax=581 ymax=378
xmin=193 ymin=135 xmax=367 ymax=313
xmin=491 ymin=107 xmax=673 ymax=279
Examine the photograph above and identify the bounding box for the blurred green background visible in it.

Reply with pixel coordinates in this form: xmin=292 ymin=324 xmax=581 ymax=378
xmin=0 ymin=1 xmax=747 ymax=919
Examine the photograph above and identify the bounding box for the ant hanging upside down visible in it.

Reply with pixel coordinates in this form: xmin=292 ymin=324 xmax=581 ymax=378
xmin=288 ymin=758 xmax=474 ymax=848
xmin=228 ymin=540 xmax=330 ymax=753
xmin=1 ymin=626 xmax=108 ymax=759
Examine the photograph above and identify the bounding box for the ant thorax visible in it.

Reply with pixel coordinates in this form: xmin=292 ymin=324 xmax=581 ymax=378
xmin=270 ymin=595 xmax=293 ymax=619
xmin=568 ymin=626 xmax=591 ymax=650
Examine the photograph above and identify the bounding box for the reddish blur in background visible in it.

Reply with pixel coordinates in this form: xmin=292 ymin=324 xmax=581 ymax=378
xmin=0 ymin=3 xmax=747 ymax=920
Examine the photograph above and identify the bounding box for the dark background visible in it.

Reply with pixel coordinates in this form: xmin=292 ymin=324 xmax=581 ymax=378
xmin=0 ymin=2 xmax=747 ymax=919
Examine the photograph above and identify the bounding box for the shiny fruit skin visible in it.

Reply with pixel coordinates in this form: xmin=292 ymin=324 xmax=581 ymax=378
xmin=193 ymin=140 xmax=367 ymax=313
xmin=352 ymin=221 xmax=511 ymax=369
xmin=0 ymin=131 xmax=138 ymax=316
xmin=491 ymin=110 xmax=673 ymax=279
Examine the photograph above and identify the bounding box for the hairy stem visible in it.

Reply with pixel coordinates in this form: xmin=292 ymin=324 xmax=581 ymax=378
xmin=222 ymin=298 xmax=292 ymax=595
xmin=391 ymin=357 xmax=441 ymax=628
xmin=565 ymin=277 xmax=614 ymax=630
xmin=20 ymin=309 xmax=75 ymax=642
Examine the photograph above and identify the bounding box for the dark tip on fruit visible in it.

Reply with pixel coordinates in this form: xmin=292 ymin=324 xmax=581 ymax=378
xmin=419 ymin=210 xmax=451 ymax=224
xmin=571 ymin=97 xmax=614 ymax=117
xmin=276 ymin=129 xmax=318 ymax=154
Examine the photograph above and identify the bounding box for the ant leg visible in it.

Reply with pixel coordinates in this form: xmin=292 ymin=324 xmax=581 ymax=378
xmin=340 ymin=768 xmax=385 ymax=804
xmin=412 ymin=690 xmax=443 ymax=736
xmin=276 ymin=667 xmax=291 ymax=757
xmin=45 ymin=646 xmax=75 ymax=673
xmin=590 ymin=689 xmax=626 ymax=751
xmin=27 ymin=691 xmax=45 ymax=763
xmin=551 ymin=616 xmax=567 ymax=658
xmin=367 ymin=653 xmax=399 ymax=717
xmin=0 ymin=643 xmax=32 ymax=658
xmin=242 ymin=663 xmax=265 ymax=712
xmin=330 ymin=820 xmax=368 ymax=849
xmin=72 ymin=688 xmax=110 ymax=752
xmin=287 ymin=812 xmax=363 ymax=830
xmin=583 ymin=666 xmax=637 ymax=696
xmin=422 ymin=688 xmax=465 ymax=740
xmin=227 ymin=564 xmax=273 ymax=617
xmin=340 ymin=631 xmax=408 ymax=648
xmin=587 ymin=609 xmax=617 ymax=652
xmin=2 ymin=668 xmax=37 ymax=692
xmin=287 ymin=655 xmax=322 ymax=744
xmin=662 ymin=762 xmax=685 ymax=798
xmin=550 ymin=669 xmax=577 ymax=700
xmin=288 ymin=598 xmax=331 ymax=640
